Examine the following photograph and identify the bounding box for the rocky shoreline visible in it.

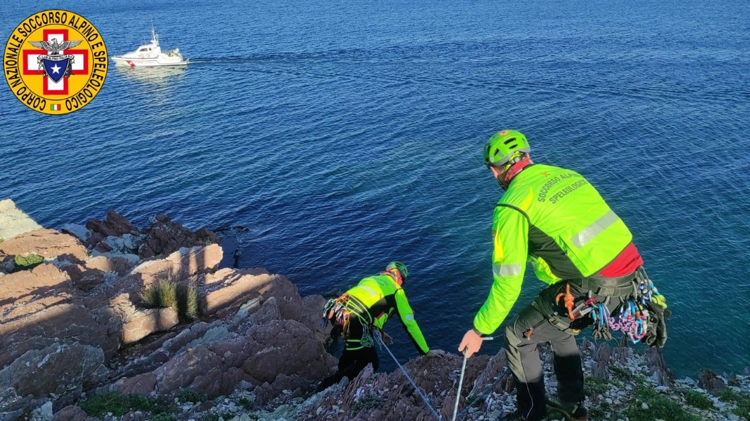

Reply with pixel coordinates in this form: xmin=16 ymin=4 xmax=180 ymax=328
xmin=1 ymin=199 xmax=748 ymax=421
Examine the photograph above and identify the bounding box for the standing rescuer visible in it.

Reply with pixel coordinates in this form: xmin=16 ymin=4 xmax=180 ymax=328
xmin=458 ymin=130 xmax=669 ymax=421
xmin=318 ymin=261 xmax=436 ymax=391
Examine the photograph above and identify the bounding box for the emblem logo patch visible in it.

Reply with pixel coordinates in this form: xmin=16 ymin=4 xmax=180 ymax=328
xmin=3 ymin=10 xmax=108 ymax=114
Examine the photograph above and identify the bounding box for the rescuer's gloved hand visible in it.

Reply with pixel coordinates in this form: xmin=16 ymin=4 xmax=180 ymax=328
xmin=426 ymin=349 xmax=448 ymax=359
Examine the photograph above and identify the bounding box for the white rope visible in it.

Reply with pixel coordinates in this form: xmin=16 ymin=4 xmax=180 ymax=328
xmin=451 ymin=352 xmax=468 ymax=421
xmin=373 ymin=331 xmax=443 ymax=421
xmin=452 ymin=336 xmax=495 ymax=421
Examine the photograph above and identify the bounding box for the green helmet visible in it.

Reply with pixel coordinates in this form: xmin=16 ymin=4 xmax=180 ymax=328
xmin=483 ymin=130 xmax=531 ymax=167
xmin=385 ymin=261 xmax=408 ymax=284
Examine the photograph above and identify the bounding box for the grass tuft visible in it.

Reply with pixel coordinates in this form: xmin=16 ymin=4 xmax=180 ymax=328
xmin=141 ymin=280 xmax=178 ymax=310
xmin=610 ymin=365 xmax=634 ymax=381
xmin=238 ymin=396 xmax=254 ymax=410
xmin=585 ymin=376 xmax=610 ymax=396
xmin=718 ymin=389 xmax=750 ymax=419
xmin=176 ymin=388 xmax=207 ymax=403
xmin=80 ymin=391 xmax=177 ymax=418
xmin=141 ymin=279 xmax=199 ymax=322
xmin=623 ymin=384 xmax=702 ymax=421
xmin=80 ymin=391 xmax=130 ymax=417
xmin=205 ymin=411 xmax=237 ymax=421
xmin=176 ymin=283 xmax=199 ymax=321
xmin=352 ymin=393 xmax=384 ymax=414
xmin=685 ymin=390 xmax=713 ymax=410
xmin=150 ymin=414 xmax=176 ymax=421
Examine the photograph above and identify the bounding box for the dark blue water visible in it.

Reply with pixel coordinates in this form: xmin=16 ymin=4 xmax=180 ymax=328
xmin=2 ymin=0 xmax=749 ymax=377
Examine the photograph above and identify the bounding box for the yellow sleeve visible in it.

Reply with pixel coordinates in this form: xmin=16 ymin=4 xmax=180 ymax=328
xmin=395 ymin=289 xmax=429 ymax=355
xmin=473 ymin=205 xmax=529 ymax=335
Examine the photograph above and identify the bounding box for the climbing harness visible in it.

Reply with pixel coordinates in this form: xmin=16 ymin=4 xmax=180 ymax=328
xmin=452 ymin=337 xmax=495 ymax=421
xmin=373 ymin=330 xmax=443 ymax=421
xmin=322 ymin=294 xmax=374 ymax=342
xmin=556 ymin=267 xmax=665 ymax=343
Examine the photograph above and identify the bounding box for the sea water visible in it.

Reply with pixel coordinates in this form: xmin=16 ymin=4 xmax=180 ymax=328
xmin=1 ymin=0 xmax=749 ymax=377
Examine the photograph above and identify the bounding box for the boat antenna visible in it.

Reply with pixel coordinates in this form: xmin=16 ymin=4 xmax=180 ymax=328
xmin=150 ymin=19 xmax=159 ymax=46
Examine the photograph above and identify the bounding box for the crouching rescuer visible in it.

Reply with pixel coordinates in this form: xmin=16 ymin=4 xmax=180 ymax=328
xmin=317 ymin=261 xmax=433 ymax=391
xmin=458 ymin=130 xmax=670 ymax=421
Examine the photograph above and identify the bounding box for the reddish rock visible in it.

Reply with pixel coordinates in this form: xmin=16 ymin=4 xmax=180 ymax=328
xmin=252 ymin=373 xmax=307 ymax=405
xmin=299 ymin=294 xmax=332 ymax=344
xmin=106 ymin=293 xmax=139 ymax=324
xmin=53 ymin=405 xmax=98 ymax=421
xmin=86 ymin=209 xmax=138 ymax=238
xmin=201 ymin=268 xmax=302 ymax=321
xmin=195 ymin=227 xmax=219 ymax=244
xmin=0 ymin=302 xmax=112 ymax=369
xmin=207 ymin=340 xmax=250 ymax=369
xmin=0 ymin=228 xmax=87 ymax=262
xmin=593 ymin=342 xmax=612 ymax=380
xmin=85 ymin=255 xmax=131 ymax=275
xmin=62 ymin=263 xmax=105 ymax=291
xmin=85 ymin=231 xmax=105 ymax=249
xmin=154 ymin=346 xmax=224 ymax=393
xmin=468 ymin=348 xmax=510 ymax=397
xmin=115 ymin=373 xmax=158 ymax=395
xmin=130 ymin=244 xmax=222 ymax=290
xmin=138 ymin=215 xmax=219 ymax=259
xmin=647 ymin=347 xmax=673 ymax=387
xmin=0 ymin=263 xmax=72 ymax=319
xmin=150 ymin=317 xmax=334 ymax=401
xmin=191 ymin=366 xmax=250 ymax=398
xmin=121 ymin=308 xmax=180 ymax=344
xmin=304 ymin=350 xmax=496 ymax=421
xmin=254 ymin=296 xmax=282 ymax=324
xmin=241 ymin=320 xmax=333 ymax=384
xmin=93 ymin=240 xmax=114 ymax=253
xmin=103 ymin=293 xmax=183 ymax=348
xmin=0 ymin=342 xmax=107 ymax=416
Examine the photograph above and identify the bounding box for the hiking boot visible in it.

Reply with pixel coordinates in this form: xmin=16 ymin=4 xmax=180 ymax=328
xmin=546 ymin=397 xmax=588 ymax=421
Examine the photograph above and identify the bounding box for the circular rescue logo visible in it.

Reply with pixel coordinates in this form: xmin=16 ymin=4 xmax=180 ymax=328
xmin=3 ymin=10 xmax=108 ymax=115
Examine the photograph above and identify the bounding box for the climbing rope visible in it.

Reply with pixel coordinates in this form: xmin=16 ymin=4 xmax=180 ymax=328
xmin=452 ymin=351 xmax=468 ymax=421
xmin=373 ymin=330 xmax=443 ymax=421
xmin=452 ymin=336 xmax=495 ymax=421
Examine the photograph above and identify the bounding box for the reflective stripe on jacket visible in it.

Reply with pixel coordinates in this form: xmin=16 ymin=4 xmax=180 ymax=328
xmin=347 ymin=274 xmax=429 ymax=354
xmin=474 ymin=164 xmax=634 ymax=334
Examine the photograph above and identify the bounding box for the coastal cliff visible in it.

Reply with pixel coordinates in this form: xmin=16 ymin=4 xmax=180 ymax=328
xmin=0 ymin=199 xmax=747 ymax=421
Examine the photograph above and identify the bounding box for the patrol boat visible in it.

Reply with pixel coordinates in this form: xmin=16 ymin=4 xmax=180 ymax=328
xmin=111 ymin=28 xmax=187 ymax=67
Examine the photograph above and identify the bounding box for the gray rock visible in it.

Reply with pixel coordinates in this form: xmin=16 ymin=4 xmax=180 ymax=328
xmin=90 ymin=251 xmax=141 ymax=266
xmin=30 ymin=401 xmax=53 ymax=421
xmin=185 ymin=326 xmax=231 ymax=349
xmin=60 ymin=224 xmax=90 ymax=242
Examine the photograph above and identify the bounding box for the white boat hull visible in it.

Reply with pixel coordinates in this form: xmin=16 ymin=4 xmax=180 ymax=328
xmin=111 ymin=29 xmax=188 ymax=68
xmin=112 ymin=56 xmax=188 ymax=67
